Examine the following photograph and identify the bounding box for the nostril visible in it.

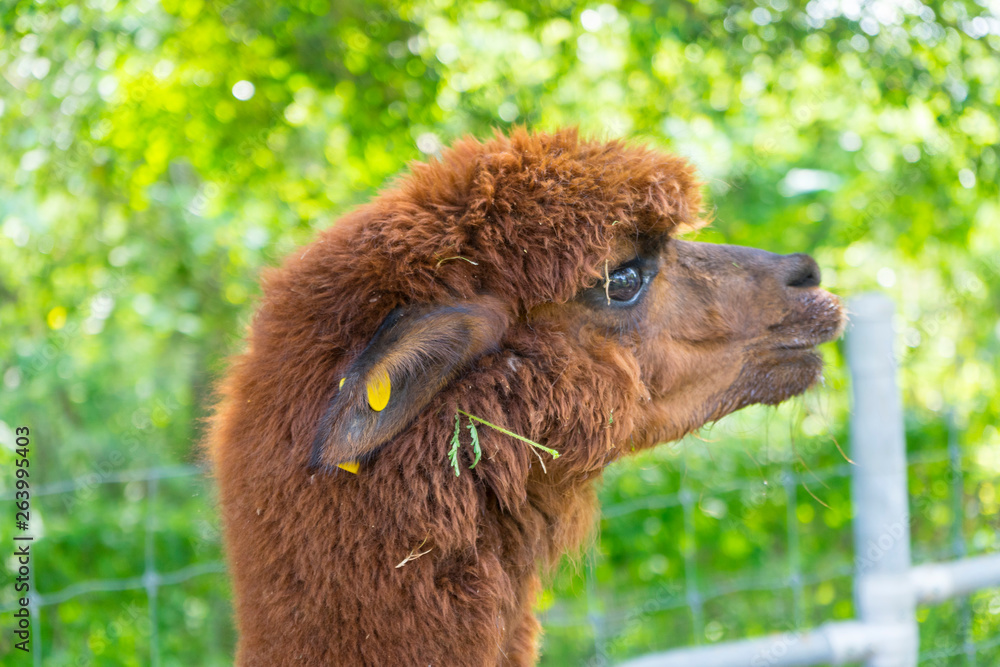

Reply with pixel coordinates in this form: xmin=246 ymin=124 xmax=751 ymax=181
xmin=785 ymin=254 xmax=822 ymax=288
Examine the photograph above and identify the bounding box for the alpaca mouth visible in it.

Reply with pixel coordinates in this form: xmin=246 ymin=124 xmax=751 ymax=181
xmin=769 ymin=289 xmax=846 ymax=352
xmin=741 ymin=290 xmax=845 ymax=403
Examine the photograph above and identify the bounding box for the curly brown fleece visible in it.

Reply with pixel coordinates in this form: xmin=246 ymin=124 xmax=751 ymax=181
xmin=206 ymin=128 xmax=838 ymax=666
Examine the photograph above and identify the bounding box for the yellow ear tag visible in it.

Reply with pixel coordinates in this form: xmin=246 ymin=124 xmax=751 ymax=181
xmin=366 ymin=369 xmax=391 ymax=412
xmin=339 ymin=377 xmax=345 ymax=390
xmin=337 ymin=461 xmax=360 ymax=474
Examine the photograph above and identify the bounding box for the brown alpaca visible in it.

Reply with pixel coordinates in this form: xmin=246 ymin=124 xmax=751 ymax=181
xmin=206 ymin=128 xmax=844 ymax=666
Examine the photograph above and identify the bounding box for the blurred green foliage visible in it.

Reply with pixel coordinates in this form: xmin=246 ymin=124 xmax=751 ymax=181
xmin=1 ymin=0 xmax=998 ymax=664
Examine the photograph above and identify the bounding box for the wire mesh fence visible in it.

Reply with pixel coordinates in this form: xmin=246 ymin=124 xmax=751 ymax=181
xmin=0 ymin=465 xmax=225 ymax=667
xmin=536 ymin=449 xmax=999 ymax=666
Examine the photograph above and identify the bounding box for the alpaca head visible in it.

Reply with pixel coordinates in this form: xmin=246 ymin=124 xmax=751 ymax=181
xmin=302 ymin=128 xmax=846 ymax=477
xmin=215 ymin=127 xmax=848 ymax=665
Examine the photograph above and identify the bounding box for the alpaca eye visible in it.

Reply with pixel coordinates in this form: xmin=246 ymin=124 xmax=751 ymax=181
xmin=607 ymin=266 xmax=643 ymax=302
xmin=578 ymin=255 xmax=658 ymax=310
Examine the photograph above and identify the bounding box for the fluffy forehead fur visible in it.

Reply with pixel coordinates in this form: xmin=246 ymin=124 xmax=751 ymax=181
xmin=264 ymin=127 xmax=704 ymax=340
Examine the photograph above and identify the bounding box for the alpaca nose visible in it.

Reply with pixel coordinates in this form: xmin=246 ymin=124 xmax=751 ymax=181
xmin=783 ymin=253 xmax=822 ymax=288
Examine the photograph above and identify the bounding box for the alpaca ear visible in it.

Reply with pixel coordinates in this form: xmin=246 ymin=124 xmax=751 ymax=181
xmin=310 ymin=299 xmax=508 ymax=472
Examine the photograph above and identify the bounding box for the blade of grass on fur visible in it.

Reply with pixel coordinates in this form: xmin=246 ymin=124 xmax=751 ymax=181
xmin=456 ymin=410 xmax=560 ymax=459
xmin=466 ymin=418 xmax=481 ymax=468
xmin=448 ymin=413 xmax=462 ymax=476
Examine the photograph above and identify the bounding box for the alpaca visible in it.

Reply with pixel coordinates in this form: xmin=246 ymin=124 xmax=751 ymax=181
xmin=206 ymin=128 xmax=845 ymax=666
